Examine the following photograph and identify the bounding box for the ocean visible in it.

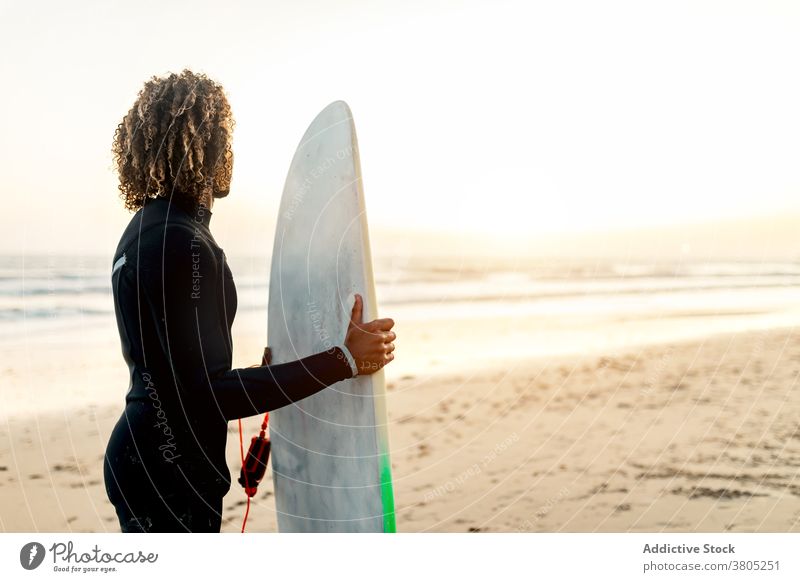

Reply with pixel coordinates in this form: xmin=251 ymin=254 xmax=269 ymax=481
xmin=2 ymin=253 xmax=799 ymax=340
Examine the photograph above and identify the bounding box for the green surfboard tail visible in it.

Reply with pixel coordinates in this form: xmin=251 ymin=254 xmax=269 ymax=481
xmin=380 ymin=450 xmax=396 ymax=532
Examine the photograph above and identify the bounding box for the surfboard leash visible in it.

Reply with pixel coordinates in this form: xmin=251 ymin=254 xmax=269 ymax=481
xmin=238 ymin=412 xmax=270 ymax=532
xmin=237 ymin=348 xmax=273 ymax=532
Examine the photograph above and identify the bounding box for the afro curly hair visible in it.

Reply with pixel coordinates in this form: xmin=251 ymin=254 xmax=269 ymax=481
xmin=112 ymin=69 xmax=235 ymax=212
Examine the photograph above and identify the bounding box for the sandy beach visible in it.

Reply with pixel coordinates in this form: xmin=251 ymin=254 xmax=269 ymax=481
xmin=1 ymin=321 xmax=797 ymax=533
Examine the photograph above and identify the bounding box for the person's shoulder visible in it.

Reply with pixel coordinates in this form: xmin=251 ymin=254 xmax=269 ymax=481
xmin=149 ymin=222 xmax=215 ymax=259
xmin=115 ymin=199 xmax=183 ymax=245
xmin=114 ymin=198 xmax=220 ymax=273
xmin=132 ymin=223 xmax=219 ymax=290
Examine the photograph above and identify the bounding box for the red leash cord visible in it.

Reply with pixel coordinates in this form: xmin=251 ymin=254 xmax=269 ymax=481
xmin=238 ymin=412 xmax=269 ymax=532
xmin=238 ymin=348 xmax=272 ymax=533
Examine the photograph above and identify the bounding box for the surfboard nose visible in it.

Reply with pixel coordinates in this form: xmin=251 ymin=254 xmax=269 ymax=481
xmin=313 ymin=100 xmax=352 ymax=126
xmin=325 ymin=100 xmax=351 ymax=116
xmin=296 ymin=100 xmax=355 ymax=152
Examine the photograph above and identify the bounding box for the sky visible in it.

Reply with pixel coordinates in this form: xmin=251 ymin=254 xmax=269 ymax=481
xmin=1 ymin=0 xmax=799 ymax=258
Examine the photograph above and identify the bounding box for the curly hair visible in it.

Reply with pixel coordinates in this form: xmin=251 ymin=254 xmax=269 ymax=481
xmin=112 ymin=69 xmax=235 ymax=212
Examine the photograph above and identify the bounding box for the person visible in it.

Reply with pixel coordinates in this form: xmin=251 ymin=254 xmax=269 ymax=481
xmin=103 ymin=69 xmax=396 ymax=533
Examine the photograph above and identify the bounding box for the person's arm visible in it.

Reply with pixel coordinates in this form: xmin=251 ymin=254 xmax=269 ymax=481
xmin=260 ymin=343 xmax=358 ymax=376
xmin=141 ymin=223 xmax=355 ymax=422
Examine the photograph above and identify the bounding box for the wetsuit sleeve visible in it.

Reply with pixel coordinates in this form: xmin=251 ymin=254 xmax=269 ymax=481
xmin=336 ymin=342 xmax=359 ymax=377
xmin=142 ymin=223 xmax=356 ymax=422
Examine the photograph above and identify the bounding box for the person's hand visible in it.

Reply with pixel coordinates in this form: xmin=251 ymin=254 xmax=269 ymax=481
xmin=344 ymin=293 xmax=396 ymax=375
xmin=248 ymin=347 xmax=271 ymax=368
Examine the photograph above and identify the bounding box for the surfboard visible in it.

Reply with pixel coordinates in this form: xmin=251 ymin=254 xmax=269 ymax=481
xmin=267 ymin=101 xmax=396 ymax=532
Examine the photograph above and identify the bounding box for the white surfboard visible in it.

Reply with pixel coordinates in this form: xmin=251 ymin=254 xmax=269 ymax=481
xmin=267 ymin=101 xmax=396 ymax=532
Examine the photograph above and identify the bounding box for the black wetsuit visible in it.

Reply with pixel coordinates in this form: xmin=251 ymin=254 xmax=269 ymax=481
xmin=103 ymin=196 xmax=355 ymax=532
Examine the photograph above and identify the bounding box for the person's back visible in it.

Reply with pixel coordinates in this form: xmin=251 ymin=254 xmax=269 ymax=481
xmin=104 ymin=196 xmax=238 ymax=514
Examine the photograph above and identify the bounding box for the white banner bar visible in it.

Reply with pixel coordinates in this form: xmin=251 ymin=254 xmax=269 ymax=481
xmin=1 ymin=533 xmax=798 ymax=581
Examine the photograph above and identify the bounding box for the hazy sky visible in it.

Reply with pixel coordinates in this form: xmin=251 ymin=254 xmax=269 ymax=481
xmin=1 ymin=0 xmax=799 ymax=257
